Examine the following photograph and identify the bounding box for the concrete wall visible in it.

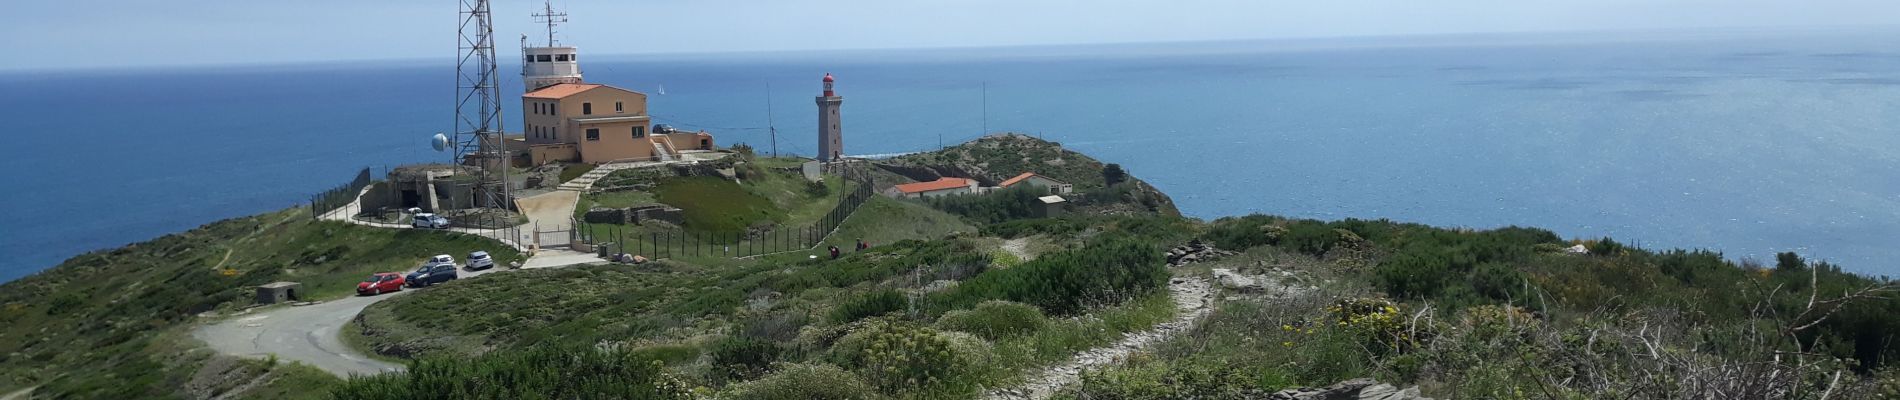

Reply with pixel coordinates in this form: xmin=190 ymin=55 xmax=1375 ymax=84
xmin=358 ymin=181 xmax=400 ymax=214
xmin=577 ymin=119 xmax=657 ymax=164
xmin=529 ymin=143 xmax=579 ymax=165
xmin=1015 ymin=175 xmax=1075 ymax=195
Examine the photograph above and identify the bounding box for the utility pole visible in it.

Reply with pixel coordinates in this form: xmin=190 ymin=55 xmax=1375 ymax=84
xmin=981 ymin=81 xmax=988 ymax=136
xmin=766 ymin=83 xmax=778 ymax=158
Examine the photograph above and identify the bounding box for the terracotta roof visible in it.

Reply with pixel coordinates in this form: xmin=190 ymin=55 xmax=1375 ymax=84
xmin=999 ymin=172 xmax=1065 ymax=188
xmin=894 ymin=178 xmax=974 ymax=194
xmin=524 ymin=83 xmax=604 ymax=99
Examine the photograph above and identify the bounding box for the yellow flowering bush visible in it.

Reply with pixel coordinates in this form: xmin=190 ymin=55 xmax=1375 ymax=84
xmin=1326 ymin=297 xmax=1426 ymax=354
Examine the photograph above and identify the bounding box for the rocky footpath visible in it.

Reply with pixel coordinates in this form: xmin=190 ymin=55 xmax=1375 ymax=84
xmin=1166 ymin=239 xmax=1238 ymax=267
xmin=1268 ymin=378 xmax=1430 ymax=400
xmin=985 ymin=276 xmax=1215 ymax=400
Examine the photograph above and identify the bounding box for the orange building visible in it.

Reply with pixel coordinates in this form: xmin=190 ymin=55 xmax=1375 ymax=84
xmin=889 ymin=177 xmax=979 ymax=199
xmin=518 ymin=83 xmax=714 ymax=165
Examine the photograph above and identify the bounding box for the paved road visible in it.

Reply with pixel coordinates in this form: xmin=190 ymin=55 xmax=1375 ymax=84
xmin=194 ymin=264 xmax=521 ymax=377
xmin=201 ymin=161 xmax=651 ymax=377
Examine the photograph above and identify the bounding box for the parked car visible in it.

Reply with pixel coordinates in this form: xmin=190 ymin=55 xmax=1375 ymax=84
xmin=466 ymin=251 xmax=495 ymax=270
xmin=653 ymin=124 xmax=676 ymax=134
xmin=412 ymin=213 xmax=451 ymax=229
xmin=357 ymin=273 xmax=405 ymax=296
xmin=406 ymin=255 xmax=459 ymax=287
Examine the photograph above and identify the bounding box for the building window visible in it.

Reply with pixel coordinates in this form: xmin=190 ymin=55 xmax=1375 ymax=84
xmin=550 ymin=104 xmax=556 ymax=115
xmin=525 ymin=55 xmax=534 ymax=63
xmin=551 ymin=128 xmax=557 ymax=141
xmin=585 ymin=128 xmax=599 ymax=141
xmin=631 ymin=126 xmax=645 ymax=138
xmin=582 ymin=102 xmax=592 ymax=115
xmin=615 ymin=101 xmax=623 ymax=113
xmin=556 ymin=54 xmax=570 ymax=62
xmin=571 ymin=54 xmax=578 ymax=61
xmin=535 ymin=103 xmax=542 ymax=114
xmin=536 ymin=54 xmax=552 ymax=62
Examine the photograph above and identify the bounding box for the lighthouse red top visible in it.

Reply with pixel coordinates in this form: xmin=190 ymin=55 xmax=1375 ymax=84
xmin=822 ymin=73 xmax=836 ymax=97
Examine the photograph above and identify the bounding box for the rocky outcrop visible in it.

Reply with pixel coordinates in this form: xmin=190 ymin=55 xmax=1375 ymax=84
xmin=1269 ymin=378 xmax=1430 ymax=400
xmin=1167 ymin=239 xmax=1237 ymax=267
xmin=880 ymin=133 xmax=1181 ymax=216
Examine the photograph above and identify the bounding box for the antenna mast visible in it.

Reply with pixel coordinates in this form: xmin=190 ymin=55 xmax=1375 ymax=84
xmin=533 ymin=1 xmax=568 ymax=47
xmin=454 ymin=0 xmax=508 ymax=208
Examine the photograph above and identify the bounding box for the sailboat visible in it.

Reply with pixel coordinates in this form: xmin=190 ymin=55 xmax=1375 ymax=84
xmin=657 ymin=84 xmax=667 ymax=95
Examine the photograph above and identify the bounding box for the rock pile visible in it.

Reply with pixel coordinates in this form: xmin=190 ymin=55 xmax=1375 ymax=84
xmin=1269 ymin=378 xmax=1430 ymax=400
xmin=1166 ymin=239 xmax=1237 ymax=267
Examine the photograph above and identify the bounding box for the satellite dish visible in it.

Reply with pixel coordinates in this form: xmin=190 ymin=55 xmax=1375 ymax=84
xmin=431 ymin=133 xmax=449 ymax=152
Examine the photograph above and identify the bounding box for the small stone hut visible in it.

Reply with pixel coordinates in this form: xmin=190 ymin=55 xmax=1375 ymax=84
xmin=256 ymin=282 xmax=302 ymax=305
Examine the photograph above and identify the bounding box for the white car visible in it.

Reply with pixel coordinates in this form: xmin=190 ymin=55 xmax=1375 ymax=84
xmin=466 ymin=251 xmax=495 ymax=270
xmin=412 ymin=213 xmax=451 ymax=229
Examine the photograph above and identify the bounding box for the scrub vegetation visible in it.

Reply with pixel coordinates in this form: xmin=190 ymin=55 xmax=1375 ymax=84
xmin=7 ymin=136 xmax=1900 ymax=399
xmin=0 ymin=209 xmax=519 ymax=397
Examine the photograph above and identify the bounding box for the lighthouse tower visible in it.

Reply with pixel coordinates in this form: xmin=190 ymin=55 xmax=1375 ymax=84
xmin=816 ymin=73 xmax=845 ymax=162
xmin=521 ymin=1 xmax=582 ymax=92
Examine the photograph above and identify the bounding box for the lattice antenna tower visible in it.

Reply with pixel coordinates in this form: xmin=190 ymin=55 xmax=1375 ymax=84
xmin=454 ymin=0 xmax=508 ymax=208
xmin=533 ymin=1 xmax=568 ymax=47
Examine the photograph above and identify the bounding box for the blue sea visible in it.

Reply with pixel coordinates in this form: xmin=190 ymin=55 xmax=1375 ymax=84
xmin=4 ymin=29 xmax=1899 ymax=282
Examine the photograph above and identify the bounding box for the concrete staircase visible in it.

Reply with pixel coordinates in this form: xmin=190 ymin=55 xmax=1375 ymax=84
xmin=557 ymin=162 xmax=647 ymax=191
xmin=651 ymin=140 xmax=676 ymax=162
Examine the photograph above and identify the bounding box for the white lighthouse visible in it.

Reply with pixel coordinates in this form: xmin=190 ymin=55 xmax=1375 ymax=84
xmin=521 ymin=1 xmax=582 ymax=93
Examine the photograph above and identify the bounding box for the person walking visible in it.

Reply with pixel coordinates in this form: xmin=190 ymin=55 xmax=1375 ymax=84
xmin=828 ymin=245 xmax=841 ymax=260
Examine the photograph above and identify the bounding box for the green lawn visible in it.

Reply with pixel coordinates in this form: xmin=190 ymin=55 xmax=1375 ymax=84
xmin=749 ymin=156 xmax=813 ymax=169
xmin=557 ymin=163 xmax=597 ymax=183
xmin=653 ymin=176 xmax=784 ymax=234
xmin=573 ymin=190 xmax=659 ymax=220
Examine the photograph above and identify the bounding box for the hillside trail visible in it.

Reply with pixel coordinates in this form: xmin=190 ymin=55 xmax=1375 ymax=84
xmin=984 ymin=275 xmax=1215 ymax=400
xmin=1000 ymin=238 xmax=1032 ymax=262
xmin=1 ymin=386 xmax=34 ymax=400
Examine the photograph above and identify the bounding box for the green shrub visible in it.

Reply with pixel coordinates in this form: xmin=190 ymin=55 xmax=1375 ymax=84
xmin=935 ymin=301 xmax=1046 ymax=340
xmin=843 ymin=323 xmax=970 ymax=393
xmin=1065 ymin=356 xmax=1292 ymax=400
xmin=930 ymin=237 xmax=1165 ymax=315
xmin=804 ymin=180 xmax=831 ymax=197
xmin=831 ymin=289 xmax=908 ymax=324
xmin=721 ymin=363 xmax=884 ymax=400
xmin=332 ymin=344 xmax=691 ymax=399
xmin=710 ymin=336 xmax=783 ymax=381
xmin=924 ymin=185 xmax=1043 ymax=224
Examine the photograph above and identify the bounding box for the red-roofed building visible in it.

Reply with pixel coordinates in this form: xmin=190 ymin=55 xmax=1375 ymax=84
xmin=996 ymin=172 xmax=1073 ymax=195
xmin=518 ymin=83 xmax=715 ymax=165
xmin=889 ymin=177 xmax=979 ymax=199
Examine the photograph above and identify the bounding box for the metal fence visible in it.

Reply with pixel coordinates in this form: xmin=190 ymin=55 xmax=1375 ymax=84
xmin=309 ymin=167 xmax=374 ymax=220
xmin=582 ymin=176 xmax=876 ymax=259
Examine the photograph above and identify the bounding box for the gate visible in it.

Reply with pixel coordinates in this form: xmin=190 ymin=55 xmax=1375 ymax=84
xmin=529 ymin=219 xmax=576 ymax=250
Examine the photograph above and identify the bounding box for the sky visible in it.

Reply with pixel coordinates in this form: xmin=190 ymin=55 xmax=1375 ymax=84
xmin=3 ymin=0 xmax=1898 ymax=71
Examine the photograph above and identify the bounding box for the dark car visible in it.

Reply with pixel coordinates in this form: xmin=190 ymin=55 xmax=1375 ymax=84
xmin=405 ymin=262 xmax=459 ymax=287
xmin=652 ymin=124 xmax=676 ymax=134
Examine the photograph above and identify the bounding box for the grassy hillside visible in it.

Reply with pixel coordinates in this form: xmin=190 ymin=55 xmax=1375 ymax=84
xmin=0 ymin=209 xmax=520 ymax=398
xmin=1060 ymin=216 xmax=1900 ymax=398
xmin=344 ymin=217 xmax=1188 ymax=399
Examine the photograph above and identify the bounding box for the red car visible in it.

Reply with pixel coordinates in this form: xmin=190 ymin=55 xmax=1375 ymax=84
xmin=357 ymin=272 xmax=405 ymax=296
